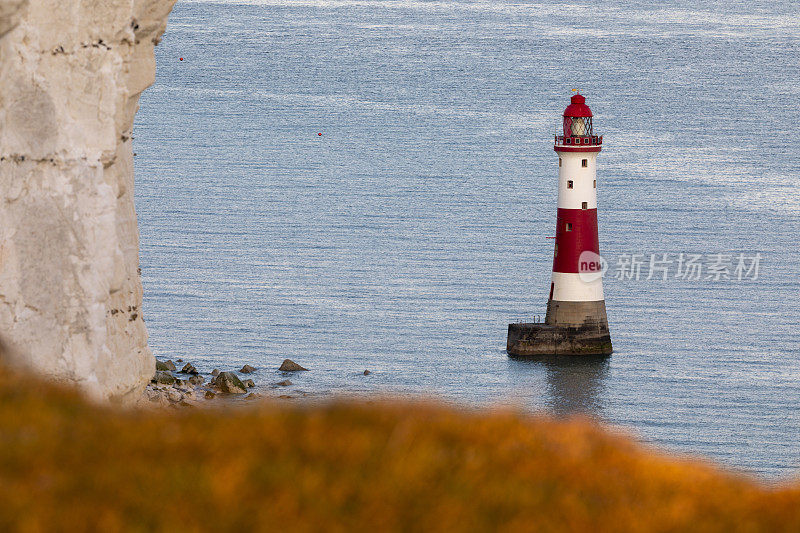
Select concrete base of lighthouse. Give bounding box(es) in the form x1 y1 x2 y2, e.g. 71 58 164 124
506 300 612 357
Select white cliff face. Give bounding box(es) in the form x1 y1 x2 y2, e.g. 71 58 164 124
0 0 176 401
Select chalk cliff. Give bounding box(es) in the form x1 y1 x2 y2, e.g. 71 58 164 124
0 0 176 401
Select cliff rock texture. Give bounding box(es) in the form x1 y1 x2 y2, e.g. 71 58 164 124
0 0 176 401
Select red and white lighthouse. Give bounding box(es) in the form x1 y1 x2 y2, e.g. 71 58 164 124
507 93 612 356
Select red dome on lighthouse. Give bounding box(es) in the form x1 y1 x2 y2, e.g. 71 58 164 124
563 94 593 118
554 93 601 152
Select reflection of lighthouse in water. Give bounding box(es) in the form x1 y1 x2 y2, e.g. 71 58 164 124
543 355 609 416
507 93 612 357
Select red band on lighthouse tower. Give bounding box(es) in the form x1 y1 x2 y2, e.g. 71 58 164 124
552 208 599 273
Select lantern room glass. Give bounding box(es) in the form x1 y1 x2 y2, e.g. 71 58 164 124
563 116 593 137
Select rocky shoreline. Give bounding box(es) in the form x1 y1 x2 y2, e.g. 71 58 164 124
140 358 308 408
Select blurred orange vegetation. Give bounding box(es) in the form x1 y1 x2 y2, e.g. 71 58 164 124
0 367 799 532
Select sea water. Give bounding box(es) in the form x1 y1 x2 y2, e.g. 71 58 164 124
134 0 800 479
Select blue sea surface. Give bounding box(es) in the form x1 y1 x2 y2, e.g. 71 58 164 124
134 0 800 479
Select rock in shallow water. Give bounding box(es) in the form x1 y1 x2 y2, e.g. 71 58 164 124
211 369 220 377
240 364 256 374
215 372 247 394
363 370 371 376
279 359 308 372
188 375 204 386
152 371 176 385
180 363 198 375
276 380 292 387
155 361 170 372
244 379 255 388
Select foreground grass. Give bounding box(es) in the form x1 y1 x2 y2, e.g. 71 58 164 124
0 369 799 532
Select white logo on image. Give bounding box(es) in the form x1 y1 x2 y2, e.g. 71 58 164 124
578 251 607 282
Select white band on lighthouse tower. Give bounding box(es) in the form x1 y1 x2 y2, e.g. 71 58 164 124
550 271 604 301
557 152 598 210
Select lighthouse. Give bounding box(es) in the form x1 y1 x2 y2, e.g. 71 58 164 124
507 93 612 357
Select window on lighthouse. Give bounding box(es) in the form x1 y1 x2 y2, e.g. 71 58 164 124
593 180 596 188
559 158 562 167
567 180 573 189
582 159 588 167
582 202 588 210
566 223 573 232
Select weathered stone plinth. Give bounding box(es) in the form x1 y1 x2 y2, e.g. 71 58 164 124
507 298 612 357
507 322 612 357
